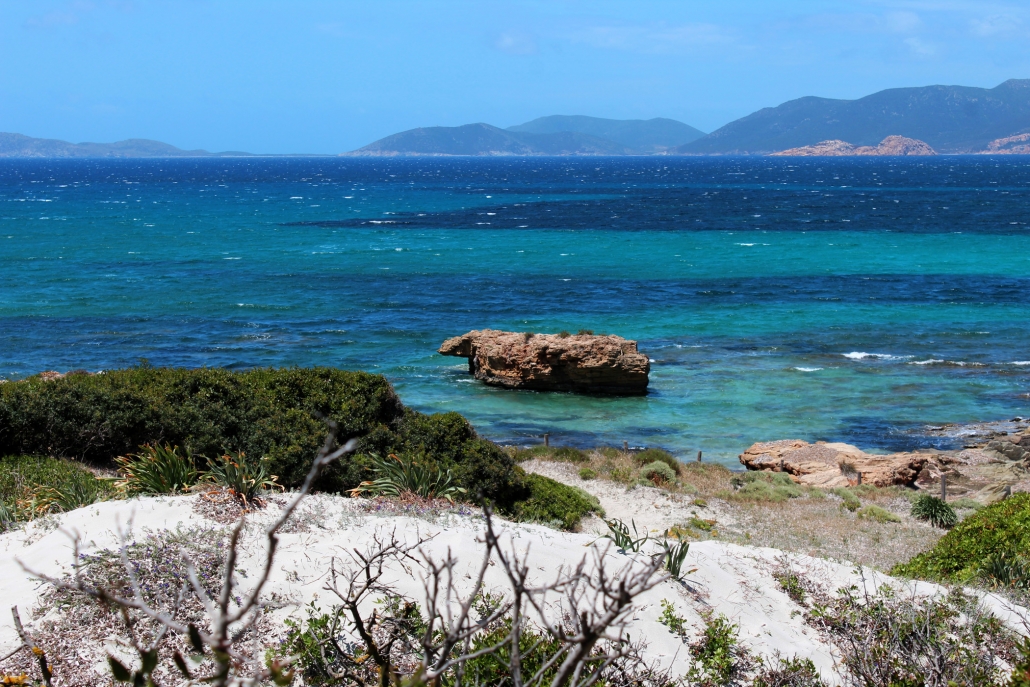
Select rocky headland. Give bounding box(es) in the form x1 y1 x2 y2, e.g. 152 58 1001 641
980 132 1030 154
770 135 937 156
438 329 650 395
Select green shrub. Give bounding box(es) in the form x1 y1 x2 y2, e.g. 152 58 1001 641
578 467 597 480
893 494 1030 582
951 497 983 511
857 505 902 523
115 444 198 495
728 472 812 502
1 455 115 522
0 366 526 508
640 460 677 486
911 494 958 529
513 474 603 531
551 447 589 463
688 613 748 685
633 448 681 475
830 487 861 512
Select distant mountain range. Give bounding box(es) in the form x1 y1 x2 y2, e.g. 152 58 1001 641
680 79 1030 155
5 79 1030 158
0 133 251 158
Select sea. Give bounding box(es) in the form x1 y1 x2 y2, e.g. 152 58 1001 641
1 156 1028 465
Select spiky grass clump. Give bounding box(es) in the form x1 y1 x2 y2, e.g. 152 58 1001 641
203 451 281 504
911 494 958 529
349 453 466 502
115 444 198 495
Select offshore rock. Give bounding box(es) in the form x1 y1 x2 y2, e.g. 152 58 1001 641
438 329 649 395
739 440 929 488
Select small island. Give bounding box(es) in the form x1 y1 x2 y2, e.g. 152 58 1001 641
439 329 650 395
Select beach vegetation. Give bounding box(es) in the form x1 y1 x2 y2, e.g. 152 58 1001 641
726 471 817 503
512 473 603 531
348 452 466 502
856 504 901 523
203 450 281 504
578 466 596 480
829 487 861 512
892 493 1030 582
114 444 198 495
0 454 115 526
603 517 649 552
633 447 681 475
0 366 570 521
910 493 958 529
640 460 677 486
687 612 750 685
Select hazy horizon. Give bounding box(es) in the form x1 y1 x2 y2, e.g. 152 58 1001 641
2 1 1028 154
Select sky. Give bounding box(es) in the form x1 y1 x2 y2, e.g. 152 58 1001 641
1 1 1029 154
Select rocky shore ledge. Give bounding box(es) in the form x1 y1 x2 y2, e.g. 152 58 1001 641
740 418 1030 502
439 329 650 394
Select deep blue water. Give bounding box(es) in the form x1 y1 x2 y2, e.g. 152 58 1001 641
1 156 1028 463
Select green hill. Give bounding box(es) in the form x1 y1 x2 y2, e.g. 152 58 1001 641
344 122 631 156
507 115 704 153
680 79 1030 155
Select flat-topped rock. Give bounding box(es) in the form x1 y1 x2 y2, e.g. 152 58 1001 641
739 439 929 488
438 329 649 395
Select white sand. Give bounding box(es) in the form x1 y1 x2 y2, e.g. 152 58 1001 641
1 492 1026 684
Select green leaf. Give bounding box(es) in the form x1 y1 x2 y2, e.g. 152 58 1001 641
140 648 158 673
188 623 205 653
109 656 132 681
173 651 193 678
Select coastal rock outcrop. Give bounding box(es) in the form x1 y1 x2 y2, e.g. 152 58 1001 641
770 135 937 157
739 440 929 488
438 329 649 395
979 132 1030 154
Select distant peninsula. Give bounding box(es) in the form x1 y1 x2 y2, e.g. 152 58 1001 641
343 117 705 157
770 135 937 157
0 133 253 158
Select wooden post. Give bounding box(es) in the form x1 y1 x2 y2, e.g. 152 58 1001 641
544 433 549 448
697 450 703 463
941 474 947 501
1004 485 1012 499
857 472 862 486
623 440 628 451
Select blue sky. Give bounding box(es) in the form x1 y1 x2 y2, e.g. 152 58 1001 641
1 1 1028 153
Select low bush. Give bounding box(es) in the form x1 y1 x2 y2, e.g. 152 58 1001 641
1 455 115 524
551 446 589 463
578 467 597 480
892 494 1030 582
640 460 677 487
856 505 901 524
910 494 958 529
829 487 861 512
633 448 681 475
513 474 603 531
0 366 527 510
727 472 815 503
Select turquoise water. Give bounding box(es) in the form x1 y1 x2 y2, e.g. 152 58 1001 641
1 156 1028 463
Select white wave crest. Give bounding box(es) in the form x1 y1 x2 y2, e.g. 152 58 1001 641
793 367 823 372
842 352 911 361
